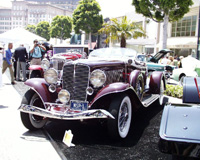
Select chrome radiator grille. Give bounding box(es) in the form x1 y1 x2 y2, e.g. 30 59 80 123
62 64 89 101
51 58 66 71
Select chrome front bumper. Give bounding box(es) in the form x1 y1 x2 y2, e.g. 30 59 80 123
18 104 115 120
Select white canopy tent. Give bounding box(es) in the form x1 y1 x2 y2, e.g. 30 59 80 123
0 28 45 51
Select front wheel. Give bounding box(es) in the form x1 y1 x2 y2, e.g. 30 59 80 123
107 94 132 139
20 90 47 130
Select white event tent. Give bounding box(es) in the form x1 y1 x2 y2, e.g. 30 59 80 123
0 28 45 51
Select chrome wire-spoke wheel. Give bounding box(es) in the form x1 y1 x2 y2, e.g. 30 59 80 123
136 81 142 96
119 103 129 132
29 94 47 129
108 94 132 139
135 75 144 99
117 96 132 138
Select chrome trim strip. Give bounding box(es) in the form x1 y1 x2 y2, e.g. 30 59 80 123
18 104 115 120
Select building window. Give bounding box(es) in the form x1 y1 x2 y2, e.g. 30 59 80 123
171 15 197 37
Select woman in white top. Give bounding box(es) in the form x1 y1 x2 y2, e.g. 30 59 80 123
0 44 4 88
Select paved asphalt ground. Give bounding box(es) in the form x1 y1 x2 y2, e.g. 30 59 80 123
3 70 185 160
0 72 61 160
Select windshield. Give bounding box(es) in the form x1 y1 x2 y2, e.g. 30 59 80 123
136 54 146 62
89 48 137 59
53 47 84 55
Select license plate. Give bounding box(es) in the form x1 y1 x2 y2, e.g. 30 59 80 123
70 100 88 111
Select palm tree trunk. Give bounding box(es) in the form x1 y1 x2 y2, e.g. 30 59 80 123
120 37 126 48
162 14 169 49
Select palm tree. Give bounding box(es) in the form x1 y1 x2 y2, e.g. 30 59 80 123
99 16 146 48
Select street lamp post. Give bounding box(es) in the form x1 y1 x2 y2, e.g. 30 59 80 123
197 3 200 60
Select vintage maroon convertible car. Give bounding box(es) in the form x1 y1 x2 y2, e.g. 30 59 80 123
19 48 166 139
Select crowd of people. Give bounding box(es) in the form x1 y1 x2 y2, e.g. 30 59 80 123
159 55 184 68
0 39 48 88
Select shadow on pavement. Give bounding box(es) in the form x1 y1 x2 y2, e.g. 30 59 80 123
44 98 169 160
0 105 8 109
20 130 49 142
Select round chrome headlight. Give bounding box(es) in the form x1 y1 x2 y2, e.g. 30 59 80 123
58 89 70 104
41 58 50 70
44 68 58 84
90 70 106 88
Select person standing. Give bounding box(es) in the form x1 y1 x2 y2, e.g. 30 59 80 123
2 43 15 85
0 44 4 88
30 39 46 65
14 44 28 82
161 56 170 65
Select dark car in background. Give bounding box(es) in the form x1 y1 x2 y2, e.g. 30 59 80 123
19 48 166 139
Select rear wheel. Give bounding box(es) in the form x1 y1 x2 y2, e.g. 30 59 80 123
135 74 144 99
107 94 132 139
20 91 47 130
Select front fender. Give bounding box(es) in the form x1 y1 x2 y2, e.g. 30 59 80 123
90 83 142 110
24 78 56 103
90 82 130 106
149 71 165 94
29 65 43 71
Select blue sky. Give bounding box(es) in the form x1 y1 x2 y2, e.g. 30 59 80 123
0 0 135 18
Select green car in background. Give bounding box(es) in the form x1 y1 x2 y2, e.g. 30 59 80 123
137 49 175 78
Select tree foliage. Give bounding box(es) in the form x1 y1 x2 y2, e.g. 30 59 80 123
73 0 103 49
132 0 193 22
73 0 103 34
99 16 146 48
50 15 72 42
132 0 193 49
26 24 36 34
36 21 50 41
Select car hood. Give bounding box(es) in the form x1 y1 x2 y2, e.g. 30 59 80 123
150 49 173 63
65 59 126 70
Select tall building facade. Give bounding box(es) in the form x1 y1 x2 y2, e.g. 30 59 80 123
0 7 12 33
25 0 80 12
0 0 79 34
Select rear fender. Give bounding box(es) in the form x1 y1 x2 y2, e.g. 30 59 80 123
29 65 43 71
24 78 57 103
90 82 142 111
149 71 166 94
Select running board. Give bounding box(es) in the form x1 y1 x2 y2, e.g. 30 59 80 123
142 94 160 107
